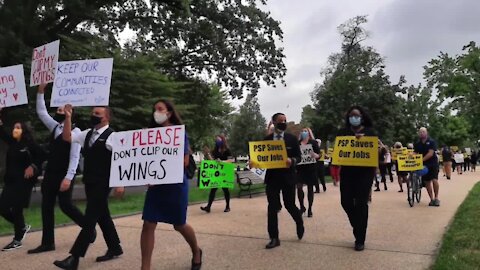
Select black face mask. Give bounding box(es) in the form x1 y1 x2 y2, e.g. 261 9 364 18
275 122 287 131
53 113 66 123
89 115 102 127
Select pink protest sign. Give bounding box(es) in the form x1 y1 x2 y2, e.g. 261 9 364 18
0 65 28 108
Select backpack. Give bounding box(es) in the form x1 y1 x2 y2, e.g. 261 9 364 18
186 154 197 179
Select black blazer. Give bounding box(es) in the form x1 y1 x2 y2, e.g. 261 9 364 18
264 132 301 186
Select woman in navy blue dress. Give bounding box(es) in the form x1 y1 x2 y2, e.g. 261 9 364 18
140 99 202 270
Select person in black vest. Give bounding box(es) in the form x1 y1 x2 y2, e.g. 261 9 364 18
253 112 304 249
0 109 45 251
200 135 234 213
28 84 86 254
54 105 124 270
337 106 376 251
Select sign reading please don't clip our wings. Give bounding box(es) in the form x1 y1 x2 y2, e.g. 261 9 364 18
109 125 185 187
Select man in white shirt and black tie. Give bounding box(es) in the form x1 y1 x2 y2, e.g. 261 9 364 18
29 84 86 254
53 105 124 270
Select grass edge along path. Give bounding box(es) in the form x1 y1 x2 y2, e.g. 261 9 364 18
0 183 266 236
431 181 480 270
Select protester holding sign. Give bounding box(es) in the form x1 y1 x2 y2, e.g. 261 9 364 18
200 135 234 213
253 112 304 250
140 99 202 270
414 127 440 207
454 151 464 175
336 106 376 252
0 109 45 251
296 128 320 218
375 143 388 192
54 105 124 270
28 83 86 254
393 142 409 192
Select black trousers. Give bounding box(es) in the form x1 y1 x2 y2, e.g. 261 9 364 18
41 173 85 245
266 182 303 239
0 204 25 241
386 163 394 181
340 168 375 245
315 161 326 191
206 188 230 208
70 182 121 257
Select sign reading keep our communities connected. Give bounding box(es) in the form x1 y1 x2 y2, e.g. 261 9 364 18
198 160 235 189
249 140 288 169
332 136 379 167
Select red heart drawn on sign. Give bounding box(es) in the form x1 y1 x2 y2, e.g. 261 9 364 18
13 93 18 101
120 138 125 145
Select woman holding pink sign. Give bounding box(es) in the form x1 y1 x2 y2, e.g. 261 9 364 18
140 99 202 270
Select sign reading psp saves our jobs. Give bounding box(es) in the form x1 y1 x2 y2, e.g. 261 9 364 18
332 136 379 167
249 140 288 169
109 125 185 187
51 58 113 107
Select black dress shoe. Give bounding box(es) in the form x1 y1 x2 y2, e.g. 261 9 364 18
96 248 123 262
28 244 55 254
191 248 202 270
53 255 79 270
354 243 365 251
90 229 97 243
200 206 211 213
297 224 305 240
307 211 313 218
224 207 230 213
265 238 280 249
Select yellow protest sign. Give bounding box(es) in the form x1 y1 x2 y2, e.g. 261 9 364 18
392 147 405 160
451 146 458 152
249 140 288 169
397 154 423 171
327 148 334 157
439 155 443 163
407 149 414 154
331 136 379 167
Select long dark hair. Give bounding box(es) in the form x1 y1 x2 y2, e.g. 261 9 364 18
344 105 373 129
16 122 36 145
148 99 184 128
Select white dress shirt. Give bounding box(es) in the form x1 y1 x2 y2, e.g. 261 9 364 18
36 93 82 181
72 125 115 151
273 131 285 141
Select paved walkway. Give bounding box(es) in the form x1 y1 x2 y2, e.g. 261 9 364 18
0 171 478 270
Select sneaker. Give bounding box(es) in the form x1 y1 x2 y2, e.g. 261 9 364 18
21 224 31 241
434 199 440 207
428 200 435 206
2 240 22 251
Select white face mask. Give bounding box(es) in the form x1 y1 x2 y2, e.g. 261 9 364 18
153 111 168 125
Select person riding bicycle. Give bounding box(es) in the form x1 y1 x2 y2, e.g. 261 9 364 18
413 127 440 207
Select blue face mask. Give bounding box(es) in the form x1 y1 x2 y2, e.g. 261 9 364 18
215 140 223 147
349 116 362 127
300 131 309 140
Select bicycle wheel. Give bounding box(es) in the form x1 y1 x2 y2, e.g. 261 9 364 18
407 173 414 207
415 174 422 203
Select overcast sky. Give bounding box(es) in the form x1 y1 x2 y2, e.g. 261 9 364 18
238 0 480 123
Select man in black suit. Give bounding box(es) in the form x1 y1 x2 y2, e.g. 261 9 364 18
262 113 304 249
53 105 124 270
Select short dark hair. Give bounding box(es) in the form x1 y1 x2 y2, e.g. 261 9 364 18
94 106 113 120
272 113 285 122
344 105 373 129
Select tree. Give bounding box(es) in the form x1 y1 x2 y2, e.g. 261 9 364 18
229 95 266 155
424 41 480 140
309 16 402 145
0 0 286 98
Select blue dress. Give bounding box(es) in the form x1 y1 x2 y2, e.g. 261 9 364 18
142 134 189 225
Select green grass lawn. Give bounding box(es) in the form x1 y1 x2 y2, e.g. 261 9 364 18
432 182 480 270
0 183 265 236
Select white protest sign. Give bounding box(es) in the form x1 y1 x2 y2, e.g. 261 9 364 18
250 167 266 181
454 153 464 163
109 125 185 187
51 58 113 107
298 144 316 165
465 148 471 155
30 40 59 86
0 65 28 108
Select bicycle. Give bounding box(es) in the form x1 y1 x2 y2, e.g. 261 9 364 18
407 166 428 207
